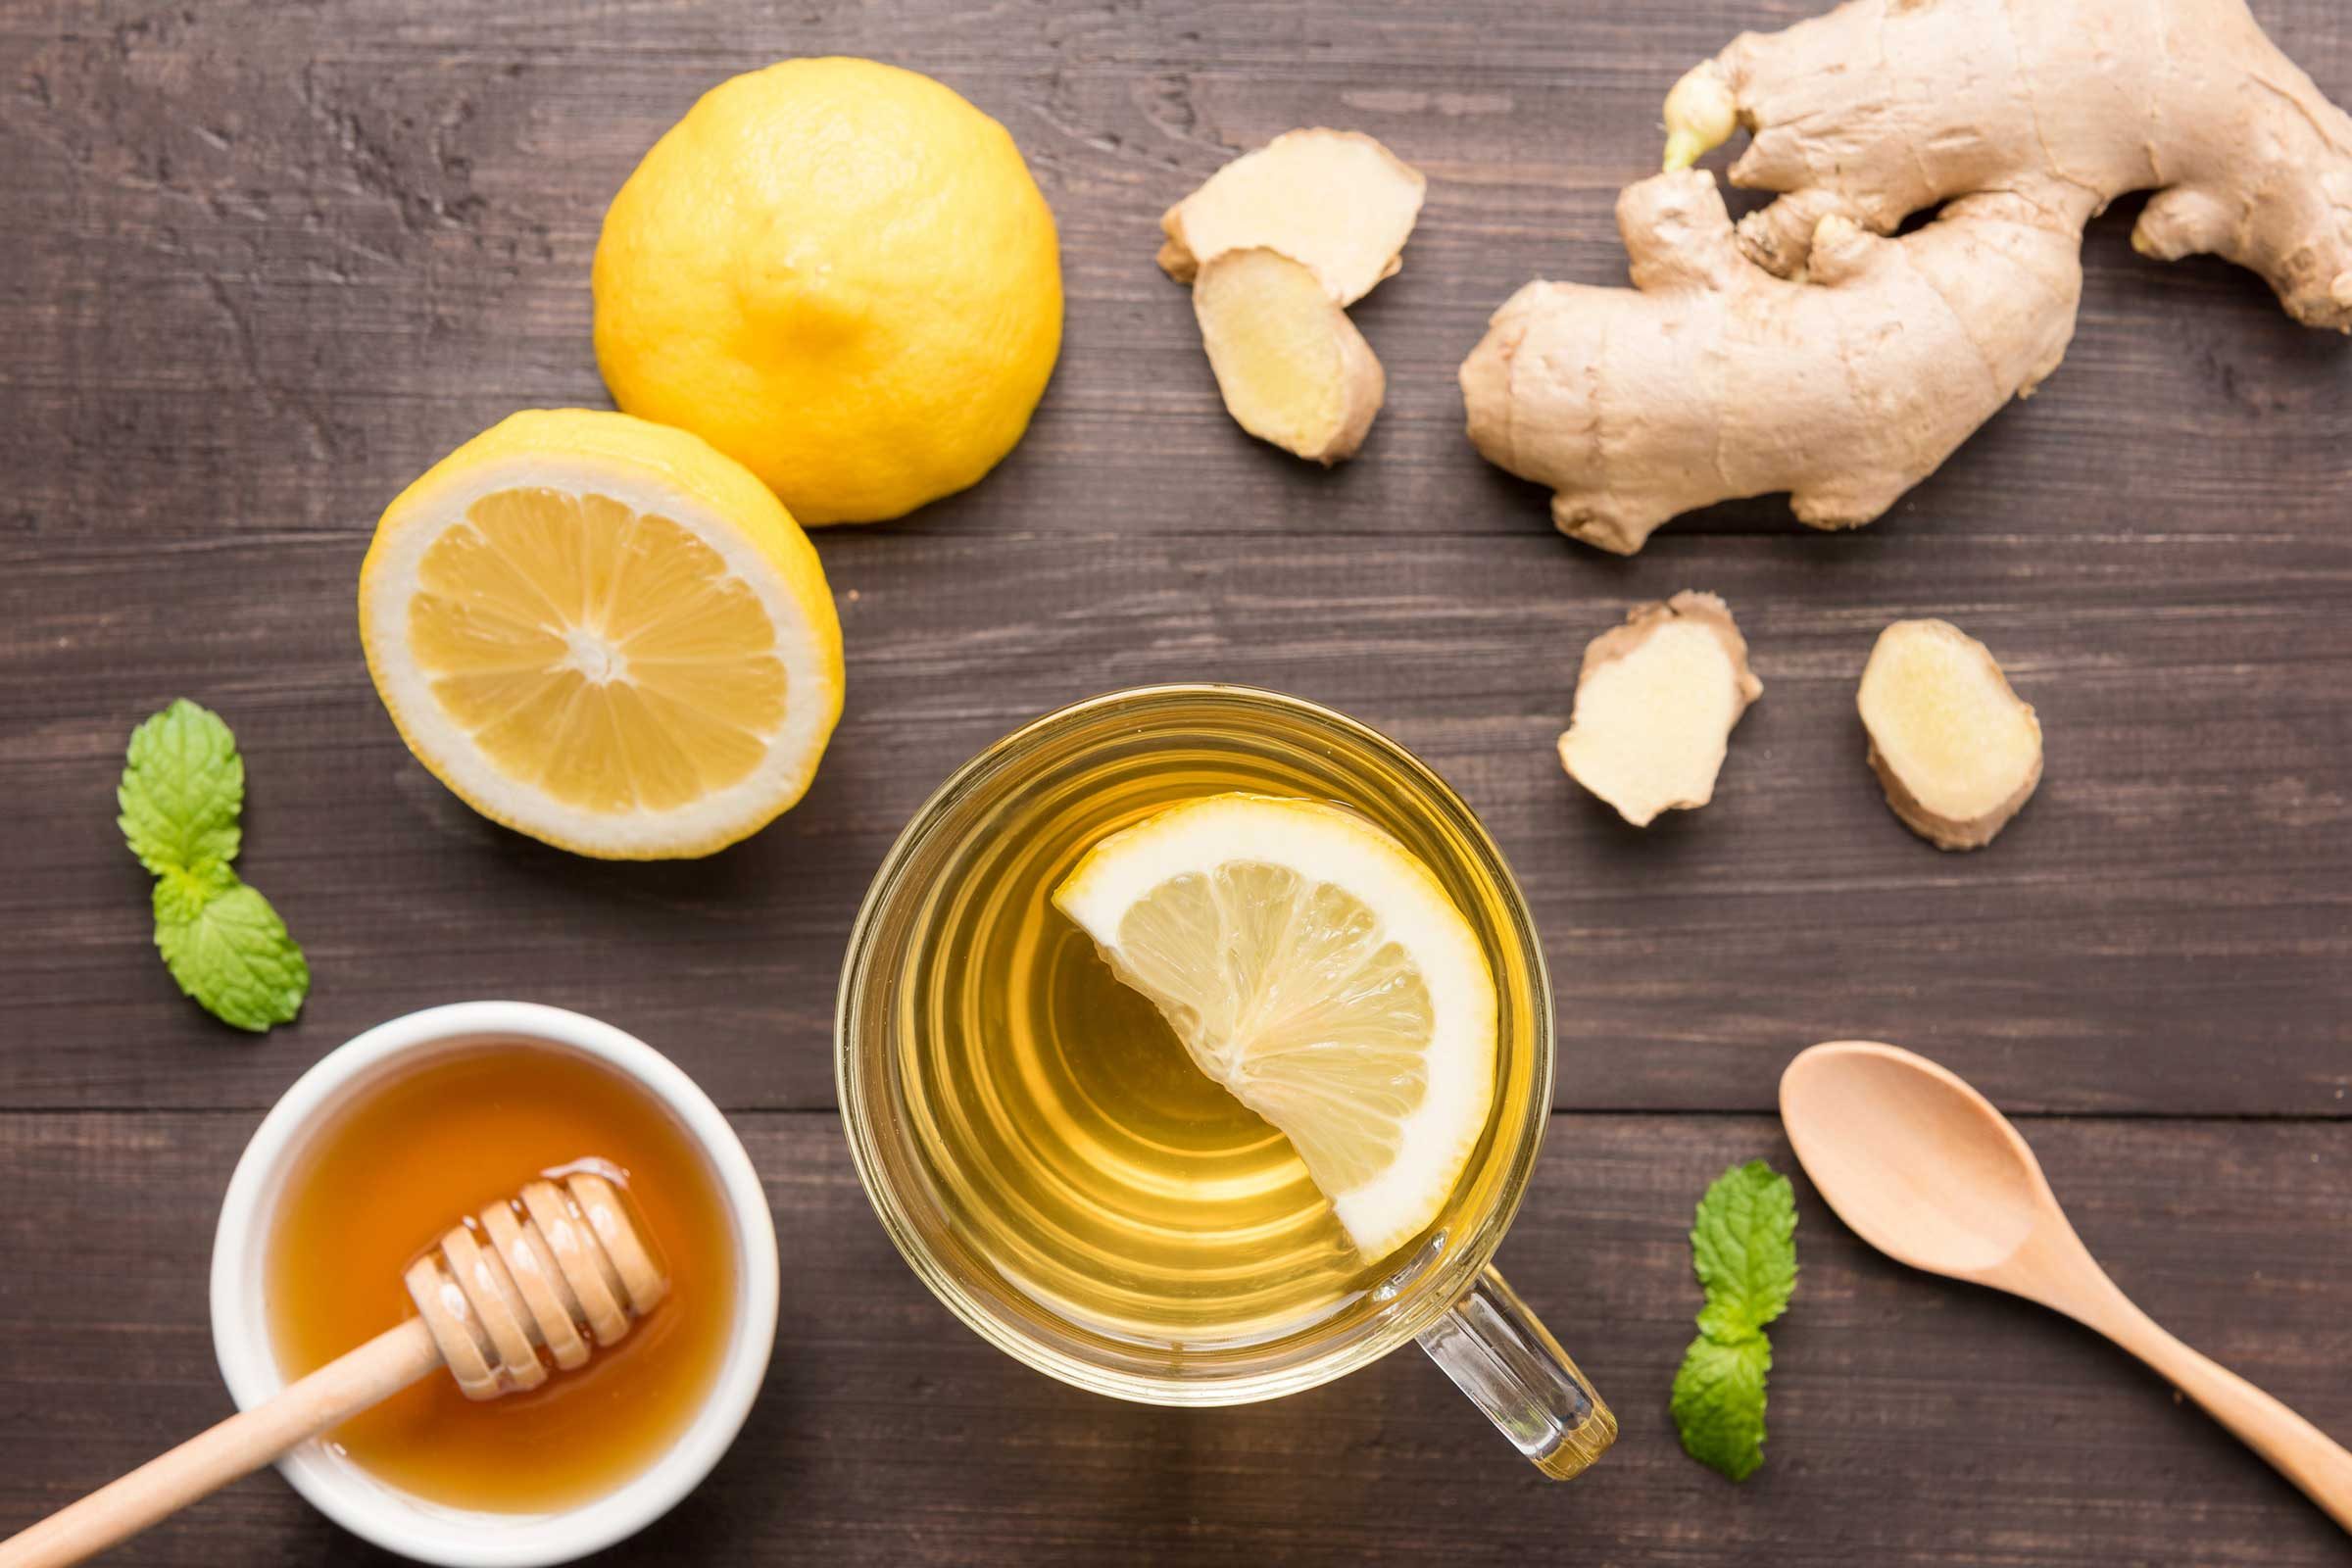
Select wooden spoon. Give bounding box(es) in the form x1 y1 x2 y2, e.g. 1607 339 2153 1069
1781 1040 2352 1533
0 1171 665 1568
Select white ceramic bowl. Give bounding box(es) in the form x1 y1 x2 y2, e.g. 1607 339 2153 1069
211 1001 779 1566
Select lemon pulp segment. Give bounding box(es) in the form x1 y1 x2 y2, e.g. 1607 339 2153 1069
1054 795 1496 1261
1110 864 1433 1191
411 488 787 814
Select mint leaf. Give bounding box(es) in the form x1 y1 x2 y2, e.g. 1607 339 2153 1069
1671 1332 1772 1482
154 877 309 1032
119 700 244 875
118 702 308 1033
1671 1159 1798 1482
154 860 237 924
1690 1158 1798 1339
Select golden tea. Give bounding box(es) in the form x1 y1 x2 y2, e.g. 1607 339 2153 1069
883 694 1544 1352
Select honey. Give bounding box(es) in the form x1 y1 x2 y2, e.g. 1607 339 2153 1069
264 1042 737 1512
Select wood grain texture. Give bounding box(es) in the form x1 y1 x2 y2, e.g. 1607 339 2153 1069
7 530 2348 1115
0 0 2344 1119
0 1112 2346 1566
0 0 2347 553
1 0 2349 1560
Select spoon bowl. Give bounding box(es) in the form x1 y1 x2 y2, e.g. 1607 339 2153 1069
1781 1040 2352 1534
1781 1041 2053 1282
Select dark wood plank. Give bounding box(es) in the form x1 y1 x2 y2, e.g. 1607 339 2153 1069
4 0 2351 1561
0 0 2344 556
2 0 2346 1116
6 530 2347 1115
1 1110 2344 1565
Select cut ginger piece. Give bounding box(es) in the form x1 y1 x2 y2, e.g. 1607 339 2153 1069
1858 619 2042 852
1558 593 1761 827
1158 128 1426 306
1194 248 1385 465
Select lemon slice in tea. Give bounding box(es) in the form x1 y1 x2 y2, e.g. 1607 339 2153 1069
1053 794 1497 1262
359 409 844 859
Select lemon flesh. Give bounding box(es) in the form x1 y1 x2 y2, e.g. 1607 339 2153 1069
360 409 843 859
1054 795 1497 1262
593 57 1063 525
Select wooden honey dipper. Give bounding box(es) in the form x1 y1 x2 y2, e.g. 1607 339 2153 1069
0 1171 665 1568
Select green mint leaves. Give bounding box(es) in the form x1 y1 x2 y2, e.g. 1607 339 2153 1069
1690 1156 1799 1340
121 700 244 874
118 702 309 1032
154 877 311 1031
1671 1159 1797 1481
1673 1333 1772 1479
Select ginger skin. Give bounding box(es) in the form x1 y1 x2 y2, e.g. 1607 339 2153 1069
1559 592 1762 827
1465 172 2085 554
1465 0 2352 554
1691 0 2352 326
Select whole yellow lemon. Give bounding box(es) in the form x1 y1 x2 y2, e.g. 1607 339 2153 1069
592 58 1062 526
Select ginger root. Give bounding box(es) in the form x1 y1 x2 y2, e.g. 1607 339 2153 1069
1464 0 2352 553
1163 130 1423 464
1464 172 2083 554
1858 619 2043 851
1194 248 1385 466
1159 128 1427 306
1559 592 1762 827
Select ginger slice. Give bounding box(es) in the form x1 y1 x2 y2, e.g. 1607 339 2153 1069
1858 619 2043 852
1193 248 1385 465
1558 592 1762 827
1159 128 1426 306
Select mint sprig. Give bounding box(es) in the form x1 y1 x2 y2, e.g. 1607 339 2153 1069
118 701 309 1032
1671 1159 1797 1481
120 701 244 874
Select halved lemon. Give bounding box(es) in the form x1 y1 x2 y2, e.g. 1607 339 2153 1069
359 409 844 859
1053 794 1497 1261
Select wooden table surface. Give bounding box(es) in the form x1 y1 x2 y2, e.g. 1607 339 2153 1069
4 0 2349 1561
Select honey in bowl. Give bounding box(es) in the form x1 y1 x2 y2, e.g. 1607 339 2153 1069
265 1042 738 1512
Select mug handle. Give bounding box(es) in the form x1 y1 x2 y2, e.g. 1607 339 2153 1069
1417 1263 1616 1479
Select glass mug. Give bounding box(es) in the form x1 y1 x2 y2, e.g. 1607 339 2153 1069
836 685 1615 1477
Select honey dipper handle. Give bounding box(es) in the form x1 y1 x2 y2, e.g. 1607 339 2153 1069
0 1318 442 1568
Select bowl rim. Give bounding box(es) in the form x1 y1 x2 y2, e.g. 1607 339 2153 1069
210 1000 779 1567
834 682 1555 1406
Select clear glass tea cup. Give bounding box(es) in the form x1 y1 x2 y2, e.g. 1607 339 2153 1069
836 685 1615 1477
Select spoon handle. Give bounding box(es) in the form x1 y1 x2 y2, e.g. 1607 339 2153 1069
2071 1278 2352 1533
